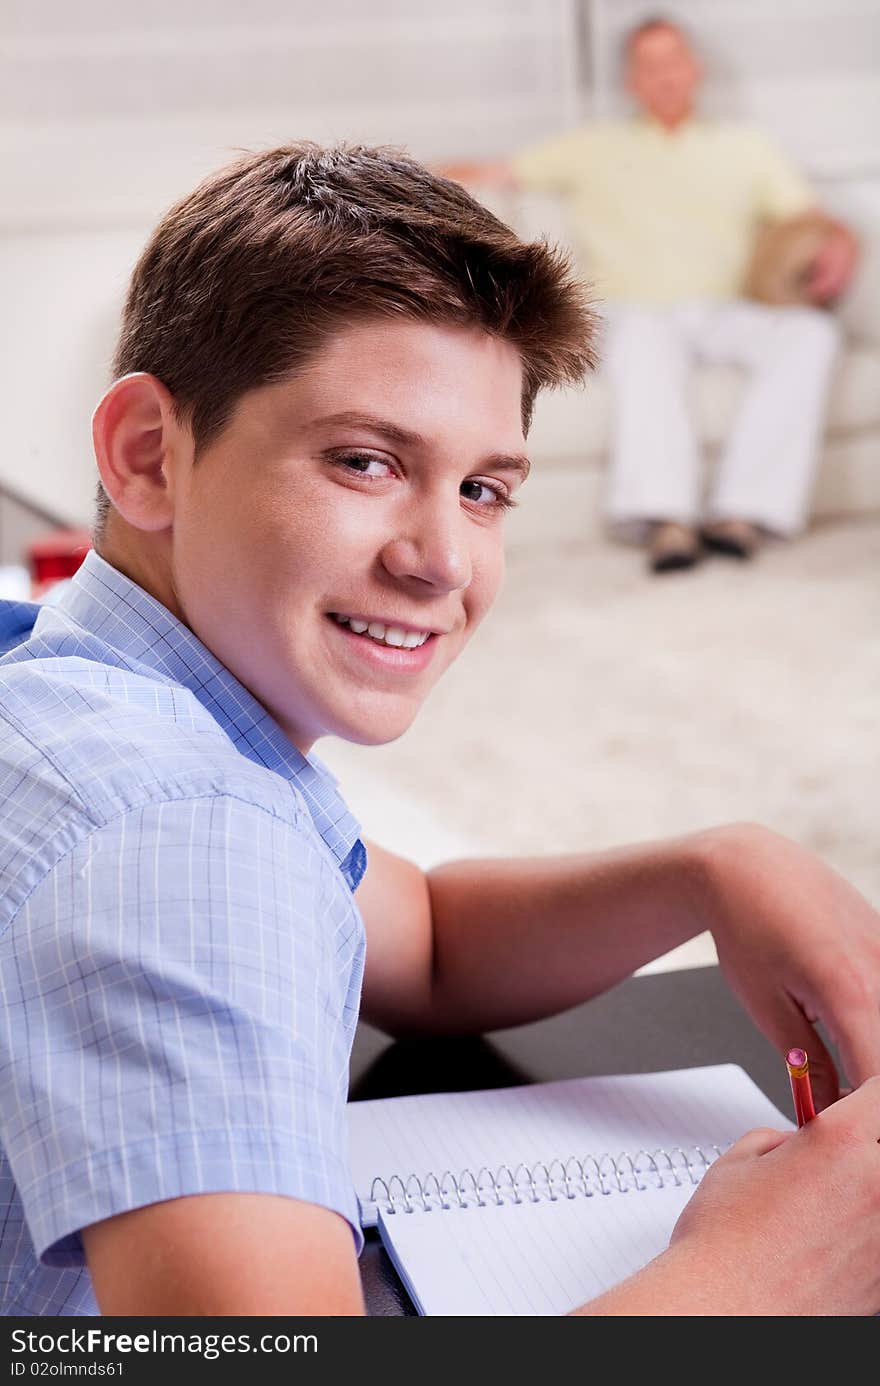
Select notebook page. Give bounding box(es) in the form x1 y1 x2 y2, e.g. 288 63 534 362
377 1177 698 1315
348 1064 791 1225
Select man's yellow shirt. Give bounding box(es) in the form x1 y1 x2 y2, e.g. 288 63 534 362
512 116 814 303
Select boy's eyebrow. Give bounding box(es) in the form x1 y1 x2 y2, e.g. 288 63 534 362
309 410 531 480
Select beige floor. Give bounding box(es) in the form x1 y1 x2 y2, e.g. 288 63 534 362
320 516 880 976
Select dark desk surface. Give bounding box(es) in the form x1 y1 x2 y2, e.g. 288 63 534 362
348 963 802 1316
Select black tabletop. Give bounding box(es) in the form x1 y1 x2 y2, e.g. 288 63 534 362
348 963 807 1316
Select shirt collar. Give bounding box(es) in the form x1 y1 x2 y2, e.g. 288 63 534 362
633 111 701 138
45 550 366 889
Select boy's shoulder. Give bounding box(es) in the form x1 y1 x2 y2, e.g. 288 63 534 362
0 649 307 919
1 649 302 812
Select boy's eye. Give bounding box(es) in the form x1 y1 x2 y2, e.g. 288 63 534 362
334 452 392 478
460 479 517 512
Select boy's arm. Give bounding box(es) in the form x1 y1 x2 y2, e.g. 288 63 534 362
358 823 880 1107
358 831 707 1033
82 1193 365 1315
83 1086 880 1317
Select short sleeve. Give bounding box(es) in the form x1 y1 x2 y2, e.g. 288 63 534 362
512 128 592 192
749 130 815 221
0 794 365 1265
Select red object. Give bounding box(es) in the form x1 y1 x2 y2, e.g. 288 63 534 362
786 1047 817 1126
27 528 91 596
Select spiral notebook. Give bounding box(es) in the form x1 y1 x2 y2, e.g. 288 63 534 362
347 1064 792 1315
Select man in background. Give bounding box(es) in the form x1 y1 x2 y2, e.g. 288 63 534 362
444 16 859 572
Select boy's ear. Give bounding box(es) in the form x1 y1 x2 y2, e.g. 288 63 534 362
92 373 184 533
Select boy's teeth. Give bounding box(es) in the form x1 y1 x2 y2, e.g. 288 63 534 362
336 615 429 648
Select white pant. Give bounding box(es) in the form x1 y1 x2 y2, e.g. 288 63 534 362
602 299 840 538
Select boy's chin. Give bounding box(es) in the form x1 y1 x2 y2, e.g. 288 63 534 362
341 722 414 749
334 703 421 748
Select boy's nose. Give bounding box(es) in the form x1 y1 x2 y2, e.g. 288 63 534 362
379 503 472 593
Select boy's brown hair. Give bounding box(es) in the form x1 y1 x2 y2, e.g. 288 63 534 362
98 141 596 532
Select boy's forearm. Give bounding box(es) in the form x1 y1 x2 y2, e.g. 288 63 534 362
416 829 717 1033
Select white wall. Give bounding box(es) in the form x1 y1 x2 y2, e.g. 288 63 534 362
0 229 146 523
2 0 581 228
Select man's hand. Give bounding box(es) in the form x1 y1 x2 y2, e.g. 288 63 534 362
806 223 860 303
696 824 880 1109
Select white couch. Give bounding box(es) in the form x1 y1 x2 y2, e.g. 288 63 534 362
473 184 880 552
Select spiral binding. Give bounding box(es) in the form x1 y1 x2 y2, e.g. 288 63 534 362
369 1145 723 1215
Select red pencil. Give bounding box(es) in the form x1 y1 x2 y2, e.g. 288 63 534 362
786 1047 817 1126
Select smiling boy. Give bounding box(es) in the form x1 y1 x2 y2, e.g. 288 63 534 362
1 143 879 1318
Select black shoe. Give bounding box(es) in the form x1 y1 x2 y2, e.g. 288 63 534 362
648 522 701 573
700 520 759 559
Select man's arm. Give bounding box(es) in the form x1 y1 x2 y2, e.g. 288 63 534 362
82 1193 365 1315
358 823 880 1107
432 131 583 196
433 160 518 187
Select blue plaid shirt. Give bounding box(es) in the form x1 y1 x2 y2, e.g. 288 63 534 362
0 551 367 1315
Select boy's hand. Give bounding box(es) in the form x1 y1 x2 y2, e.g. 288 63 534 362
662 1080 880 1315
698 824 880 1109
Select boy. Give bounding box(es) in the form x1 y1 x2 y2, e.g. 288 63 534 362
0 143 878 1317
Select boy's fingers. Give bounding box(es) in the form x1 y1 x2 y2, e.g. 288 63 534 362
818 1074 880 1134
721 1127 791 1160
835 1013 880 1094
